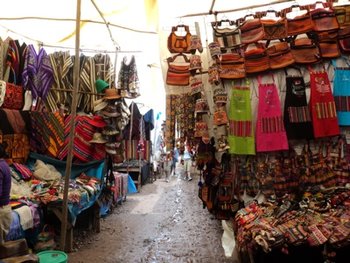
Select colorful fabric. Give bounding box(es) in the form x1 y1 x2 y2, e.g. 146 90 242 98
256 75 288 152
332 58 350 126
117 55 140 99
0 160 11 206
124 140 151 161
309 69 340 138
287 106 312 123
228 84 255 155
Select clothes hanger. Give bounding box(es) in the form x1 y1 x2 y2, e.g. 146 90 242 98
243 9 255 21
261 7 280 21
286 2 307 19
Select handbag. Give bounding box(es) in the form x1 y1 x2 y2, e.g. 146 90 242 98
266 41 295 69
165 54 190 86
333 4 350 28
211 20 241 49
338 26 350 53
1 82 24 110
240 18 265 44
311 7 339 32
219 52 245 79
316 31 341 58
261 18 288 40
282 5 314 35
290 37 321 64
167 25 192 54
244 42 270 73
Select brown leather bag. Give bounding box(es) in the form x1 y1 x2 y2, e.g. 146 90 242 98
317 31 341 58
219 52 245 79
166 54 190 86
311 7 339 32
338 26 350 53
262 18 288 40
244 43 270 73
333 4 350 28
282 6 314 35
266 42 295 69
290 38 321 64
240 18 265 44
167 25 192 54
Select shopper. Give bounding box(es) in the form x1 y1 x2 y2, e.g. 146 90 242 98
170 145 179 177
0 142 12 244
163 152 172 183
181 144 193 181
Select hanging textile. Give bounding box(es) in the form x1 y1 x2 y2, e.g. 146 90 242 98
165 94 176 150
332 58 350 126
256 75 288 152
117 55 140 99
0 37 11 81
228 83 255 155
283 69 314 140
309 67 340 138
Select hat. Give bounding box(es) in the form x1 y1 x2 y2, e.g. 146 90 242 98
195 98 209 114
87 116 107 128
208 42 221 60
0 80 6 107
93 98 108 112
101 104 120 118
189 55 202 72
89 133 107 144
190 35 203 54
190 76 203 95
208 64 220 86
95 79 110 93
213 88 228 105
194 121 209 138
104 88 121 100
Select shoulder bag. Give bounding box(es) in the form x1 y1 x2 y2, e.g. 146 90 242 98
211 20 241 49
167 25 192 54
219 51 245 79
165 54 190 86
338 26 350 52
244 42 270 73
261 18 288 40
317 31 341 58
290 37 321 64
240 18 265 44
266 41 295 69
333 4 350 28
282 5 314 36
311 7 339 32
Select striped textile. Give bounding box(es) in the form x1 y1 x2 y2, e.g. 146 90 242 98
287 106 312 123
3 39 19 84
229 120 252 137
315 102 337 119
334 96 350 112
124 140 151 161
261 116 285 133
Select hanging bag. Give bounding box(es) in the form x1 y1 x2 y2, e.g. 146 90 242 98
219 52 245 79
266 42 295 69
227 81 255 155
211 19 241 50
239 17 265 44
290 37 321 64
333 3 350 28
310 4 339 32
338 26 350 53
165 54 190 86
167 25 192 54
282 5 313 36
261 17 288 40
283 68 314 140
244 42 270 73
256 74 289 152
309 66 340 138
332 57 350 125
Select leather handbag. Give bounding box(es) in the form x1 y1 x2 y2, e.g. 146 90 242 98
290 38 321 64
333 4 350 28
282 5 314 35
317 31 341 58
266 42 295 69
1 82 24 110
211 20 241 49
262 18 288 40
311 7 339 32
338 26 350 52
166 54 190 86
219 52 245 79
240 18 265 44
244 43 270 73
167 25 192 54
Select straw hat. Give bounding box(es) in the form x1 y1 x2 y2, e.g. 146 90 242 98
104 88 121 100
89 132 107 144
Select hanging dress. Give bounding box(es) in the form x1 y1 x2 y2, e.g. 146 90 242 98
117 55 140 99
283 69 314 140
256 75 288 152
309 67 340 138
332 57 350 126
227 82 255 155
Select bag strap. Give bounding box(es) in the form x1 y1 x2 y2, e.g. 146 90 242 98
167 53 190 64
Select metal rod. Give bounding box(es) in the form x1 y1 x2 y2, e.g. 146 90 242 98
209 0 216 14
60 0 81 252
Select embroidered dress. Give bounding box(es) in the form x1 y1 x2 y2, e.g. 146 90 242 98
283 69 314 140
309 68 340 138
117 55 140 99
227 84 255 155
256 75 288 152
332 58 350 126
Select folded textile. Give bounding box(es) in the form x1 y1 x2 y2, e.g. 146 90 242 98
14 206 34 231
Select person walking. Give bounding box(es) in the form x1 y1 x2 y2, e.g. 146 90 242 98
181 144 193 181
0 142 12 244
163 152 172 183
170 145 179 177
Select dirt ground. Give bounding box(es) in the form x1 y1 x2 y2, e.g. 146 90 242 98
67 166 238 263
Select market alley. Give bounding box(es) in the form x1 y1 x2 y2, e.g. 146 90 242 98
68 172 237 263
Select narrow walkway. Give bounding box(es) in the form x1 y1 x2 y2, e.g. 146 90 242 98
68 171 236 263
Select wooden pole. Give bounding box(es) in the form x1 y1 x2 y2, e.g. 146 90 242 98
60 0 81 252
